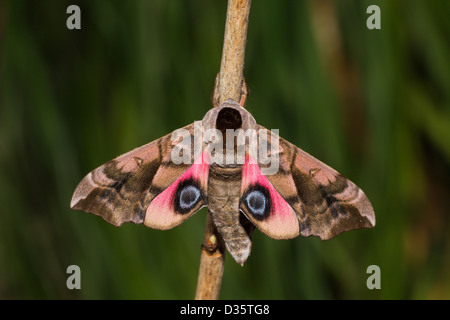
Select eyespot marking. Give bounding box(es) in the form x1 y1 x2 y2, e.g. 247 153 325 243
246 190 266 216
242 185 271 220
174 179 203 214
179 186 201 209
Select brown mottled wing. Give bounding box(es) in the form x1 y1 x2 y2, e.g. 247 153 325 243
258 125 375 240
71 124 198 227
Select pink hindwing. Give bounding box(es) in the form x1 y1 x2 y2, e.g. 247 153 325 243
144 151 210 229
240 155 299 239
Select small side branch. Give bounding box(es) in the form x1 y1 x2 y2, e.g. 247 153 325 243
194 213 225 300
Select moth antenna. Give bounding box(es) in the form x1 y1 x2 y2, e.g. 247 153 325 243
211 73 221 108
239 78 249 107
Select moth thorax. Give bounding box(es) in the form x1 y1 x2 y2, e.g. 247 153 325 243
214 107 242 156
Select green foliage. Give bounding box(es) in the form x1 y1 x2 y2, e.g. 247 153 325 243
0 0 449 299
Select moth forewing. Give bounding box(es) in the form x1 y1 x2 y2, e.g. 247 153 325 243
257 128 280 176
256 126 375 240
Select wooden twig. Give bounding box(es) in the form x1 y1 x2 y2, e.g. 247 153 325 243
194 0 252 300
194 213 225 300
216 0 252 105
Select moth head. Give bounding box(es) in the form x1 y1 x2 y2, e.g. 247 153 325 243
202 99 257 132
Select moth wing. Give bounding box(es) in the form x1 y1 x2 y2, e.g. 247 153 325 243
144 149 209 230
71 123 209 229
240 155 300 239
256 125 375 240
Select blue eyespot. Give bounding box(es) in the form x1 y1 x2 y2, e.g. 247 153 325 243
242 185 271 220
179 185 201 210
246 190 266 216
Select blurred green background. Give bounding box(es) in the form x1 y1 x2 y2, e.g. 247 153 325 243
1 0 449 299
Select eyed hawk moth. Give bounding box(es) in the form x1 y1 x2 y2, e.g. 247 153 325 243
71 99 375 265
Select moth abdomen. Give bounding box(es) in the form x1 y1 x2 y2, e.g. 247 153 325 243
207 164 253 265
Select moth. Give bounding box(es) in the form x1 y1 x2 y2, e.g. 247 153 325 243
71 99 375 265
